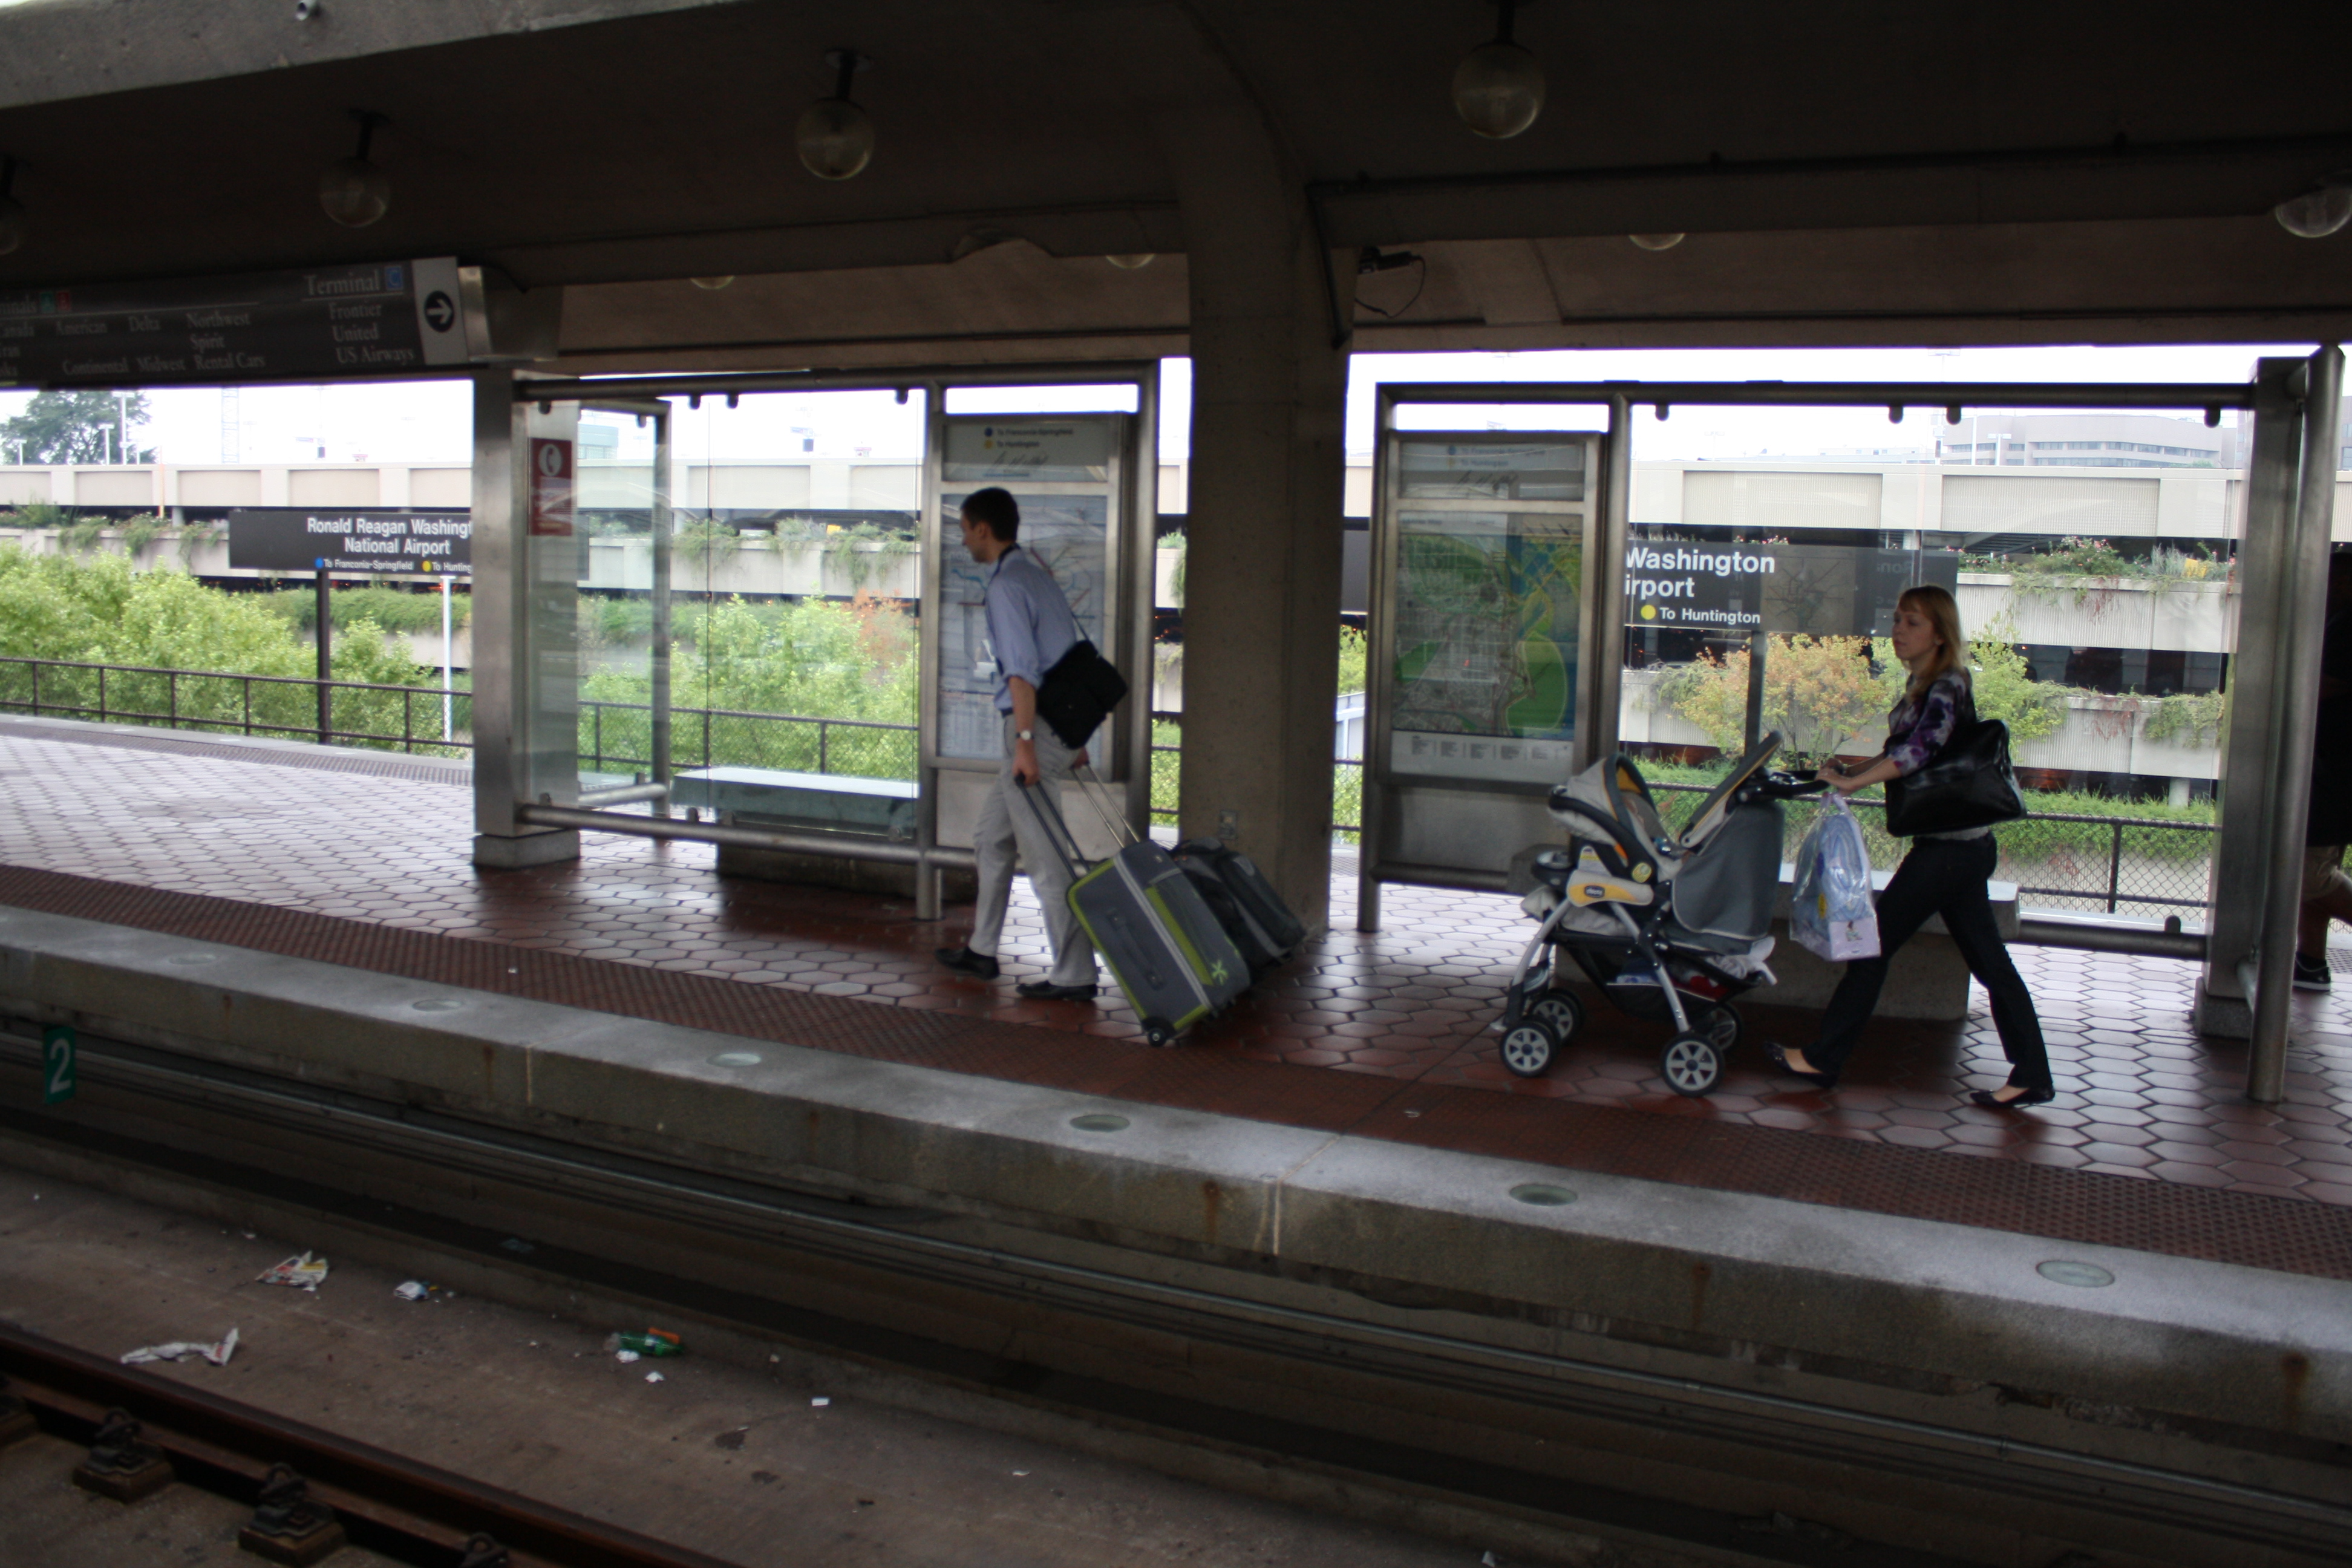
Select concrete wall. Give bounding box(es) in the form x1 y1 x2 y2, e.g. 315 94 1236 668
1619 666 2221 781
1957 573 2235 654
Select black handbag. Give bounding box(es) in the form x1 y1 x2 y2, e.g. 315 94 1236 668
1034 639 1129 748
1882 688 2027 837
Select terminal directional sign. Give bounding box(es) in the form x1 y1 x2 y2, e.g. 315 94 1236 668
0 258 472 386
227 508 471 576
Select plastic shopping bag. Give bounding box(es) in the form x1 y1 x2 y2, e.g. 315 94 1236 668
1789 797 1881 962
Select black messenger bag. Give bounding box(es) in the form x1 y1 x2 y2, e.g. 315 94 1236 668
1882 687 2026 837
1035 639 1129 748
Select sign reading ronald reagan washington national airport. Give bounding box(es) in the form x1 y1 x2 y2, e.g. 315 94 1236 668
227 509 471 576
1625 541 1959 636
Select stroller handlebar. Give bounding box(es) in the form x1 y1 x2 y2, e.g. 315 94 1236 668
1751 771 1831 800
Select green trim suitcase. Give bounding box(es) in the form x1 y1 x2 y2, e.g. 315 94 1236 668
1020 779 1247 1047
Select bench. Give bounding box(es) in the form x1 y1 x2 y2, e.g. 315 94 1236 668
667 767 973 900
1765 863 2020 1021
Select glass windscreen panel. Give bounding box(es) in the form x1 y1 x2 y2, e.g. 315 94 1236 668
572 408 664 791
936 416 1117 763
1619 401 2236 914
1387 436 1589 785
648 389 927 795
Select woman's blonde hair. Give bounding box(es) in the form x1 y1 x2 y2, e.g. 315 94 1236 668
1897 584 1968 701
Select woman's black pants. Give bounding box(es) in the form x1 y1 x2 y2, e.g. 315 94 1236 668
1808 834 2052 1091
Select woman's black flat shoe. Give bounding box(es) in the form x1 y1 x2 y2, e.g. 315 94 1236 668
1967 1085 2056 1109
1765 1040 1838 1090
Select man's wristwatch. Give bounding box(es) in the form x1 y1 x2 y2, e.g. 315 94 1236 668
1015 729 1034 742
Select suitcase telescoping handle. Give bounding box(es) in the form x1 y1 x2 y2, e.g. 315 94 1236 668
1070 763 1141 851
1014 776 1093 881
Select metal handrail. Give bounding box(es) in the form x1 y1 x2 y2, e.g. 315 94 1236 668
0 652 469 755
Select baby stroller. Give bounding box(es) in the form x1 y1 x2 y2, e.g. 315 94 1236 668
1498 733 1826 1096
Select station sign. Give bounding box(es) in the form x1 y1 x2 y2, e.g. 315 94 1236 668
227 508 471 575
0 258 475 387
1625 540 1958 636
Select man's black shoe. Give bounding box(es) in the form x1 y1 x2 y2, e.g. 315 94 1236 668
936 946 1001 980
1016 980 1099 1002
2293 953 2332 991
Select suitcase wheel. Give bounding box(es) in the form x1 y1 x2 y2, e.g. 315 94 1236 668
1142 1016 1177 1048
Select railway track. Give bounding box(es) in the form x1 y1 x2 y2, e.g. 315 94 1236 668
2 1018 2347 1568
0 1325 739 1568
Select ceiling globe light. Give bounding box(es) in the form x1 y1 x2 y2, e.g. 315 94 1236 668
318 111 390 228
1453 0 1543 140
797 49 875 181
0 156 24 256
2275 174 2352 239
1106 253 1155 270
1628 233 1685 251
690 276 736 290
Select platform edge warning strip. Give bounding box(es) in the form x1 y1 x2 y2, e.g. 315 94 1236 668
3 860 2350 1281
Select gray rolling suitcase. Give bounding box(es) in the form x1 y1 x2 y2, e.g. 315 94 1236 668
1172 838 1305 964
1019 776 1247 1047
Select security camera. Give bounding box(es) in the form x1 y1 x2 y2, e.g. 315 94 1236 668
294 0 321 19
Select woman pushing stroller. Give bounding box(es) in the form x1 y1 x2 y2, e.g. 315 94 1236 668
1768 586 2057 1109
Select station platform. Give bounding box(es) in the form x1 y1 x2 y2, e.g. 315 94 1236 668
4 715 2350 1566
0 713 2347 1256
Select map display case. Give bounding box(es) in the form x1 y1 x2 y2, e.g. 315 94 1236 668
1388 437 1592 785
1361 423 1615 928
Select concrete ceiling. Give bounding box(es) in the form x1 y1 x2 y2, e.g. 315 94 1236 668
4 0 2350 370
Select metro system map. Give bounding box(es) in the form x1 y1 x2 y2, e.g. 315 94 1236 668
1391 512 1582 744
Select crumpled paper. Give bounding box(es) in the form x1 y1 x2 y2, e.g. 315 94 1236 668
122 1327 238 1367
255 1252 328 1292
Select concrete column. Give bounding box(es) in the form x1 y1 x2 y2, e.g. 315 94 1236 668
1149 48 1350 932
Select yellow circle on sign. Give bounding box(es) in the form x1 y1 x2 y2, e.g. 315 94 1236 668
1639 603 1658 621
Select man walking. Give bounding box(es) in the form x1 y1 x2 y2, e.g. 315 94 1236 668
935 487 1100 1001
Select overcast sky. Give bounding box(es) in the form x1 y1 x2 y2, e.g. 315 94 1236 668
1 342 2310 469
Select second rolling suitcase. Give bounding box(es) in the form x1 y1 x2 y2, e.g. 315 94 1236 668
1020 779 1247 1047
1172 838 1305 964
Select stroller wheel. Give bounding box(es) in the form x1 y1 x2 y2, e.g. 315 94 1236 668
1660 1032 1723 1097
1528 991 1584 1044
1701 1003 1742 1054
1499 1019 1558 1079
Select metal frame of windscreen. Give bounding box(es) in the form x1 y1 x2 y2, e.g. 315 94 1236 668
1361 378 2267 933
1359 405 1617 934
1361 368 2351 1107
920 392 1156 903
491 361 1160 918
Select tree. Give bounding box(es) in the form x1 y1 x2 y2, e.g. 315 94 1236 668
1666 633 1889 764
2 390 153 464
1665 616 2066 765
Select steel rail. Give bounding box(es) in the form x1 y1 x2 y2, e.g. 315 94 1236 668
4 1026 2343 1561
0 1328 743 1568
1375 380 2257 411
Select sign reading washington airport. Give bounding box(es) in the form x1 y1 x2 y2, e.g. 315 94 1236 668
0 258 471 386
1625 540 1960 636
226 509 471 576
